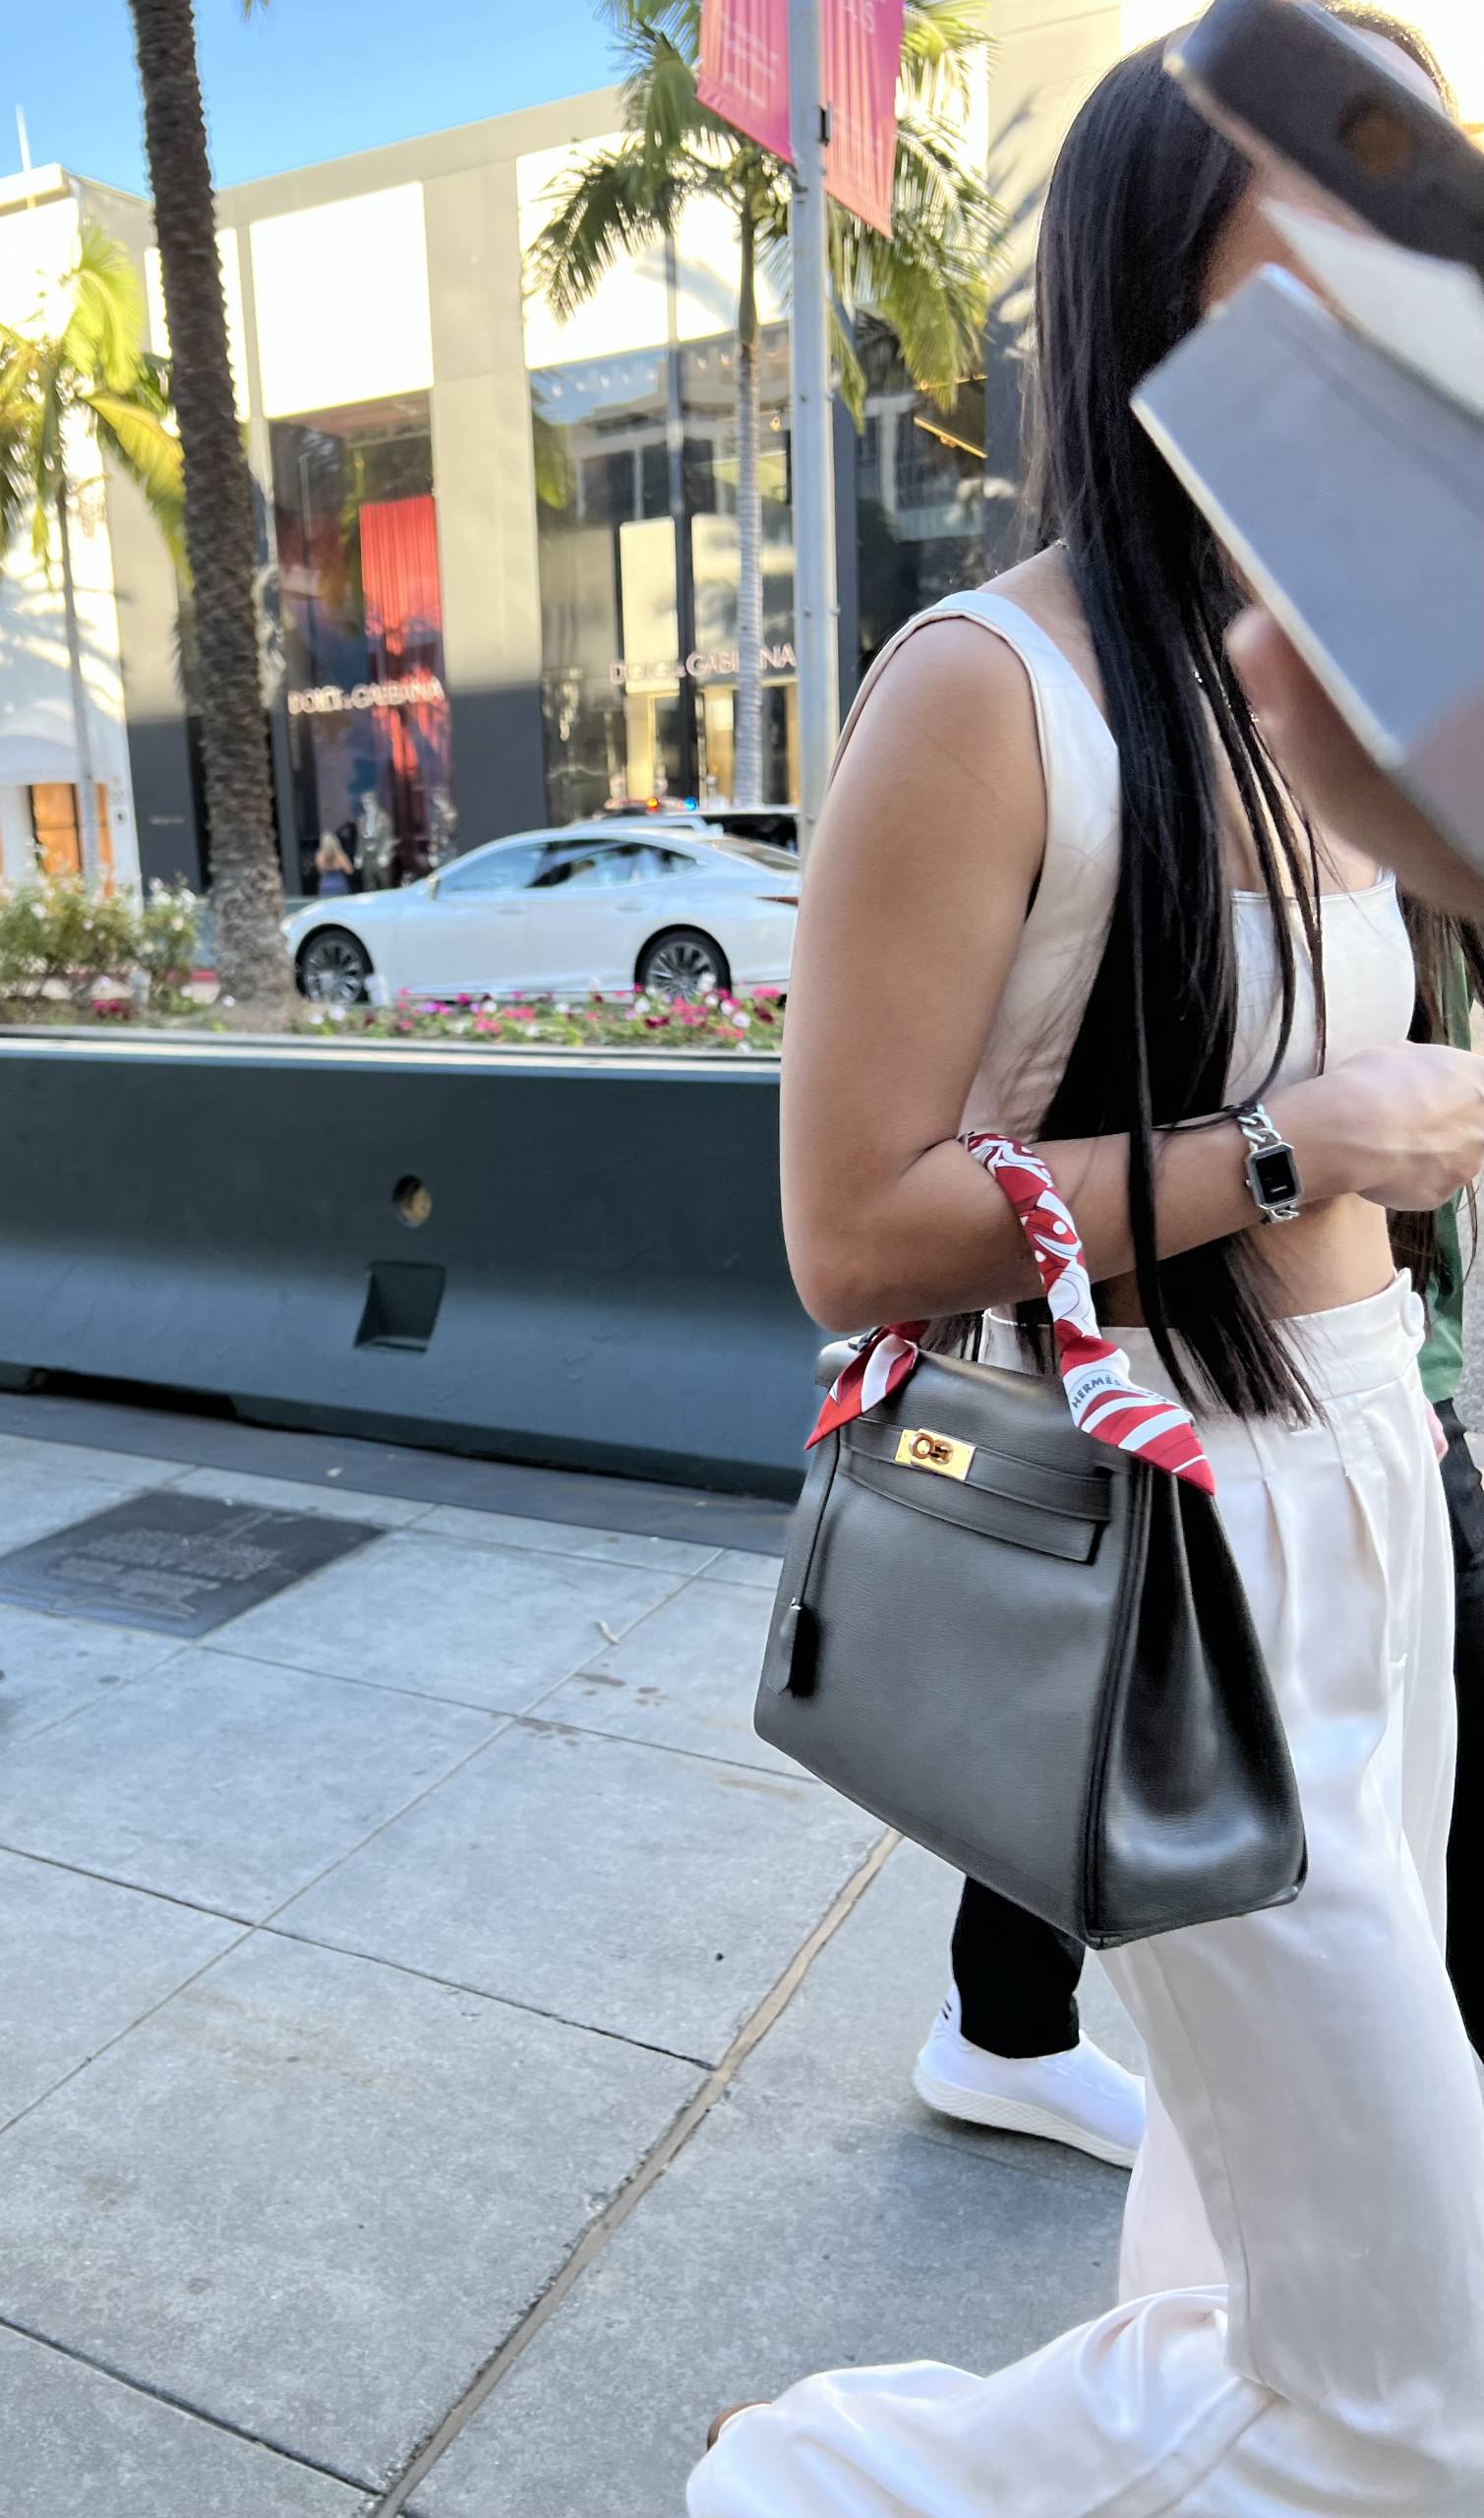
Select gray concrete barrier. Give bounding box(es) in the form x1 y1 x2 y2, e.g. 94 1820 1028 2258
0 1035 818 1496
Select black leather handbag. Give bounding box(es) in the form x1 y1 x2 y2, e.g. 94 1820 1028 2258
754 1137 1307 1948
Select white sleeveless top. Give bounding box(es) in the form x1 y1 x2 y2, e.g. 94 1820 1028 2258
835 586 1416 1136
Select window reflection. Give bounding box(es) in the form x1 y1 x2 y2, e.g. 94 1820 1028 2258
532 333 798 825
270 392 454 896
854 317 991 680
530 318 996 828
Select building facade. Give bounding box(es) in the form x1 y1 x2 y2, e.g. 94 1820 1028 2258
7 0 1470 897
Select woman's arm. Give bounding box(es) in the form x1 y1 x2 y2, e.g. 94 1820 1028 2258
780 616 1462 1331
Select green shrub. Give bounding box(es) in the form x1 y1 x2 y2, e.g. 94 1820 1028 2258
0 876 141 1011
0 874 201 1017
136 881 202 1007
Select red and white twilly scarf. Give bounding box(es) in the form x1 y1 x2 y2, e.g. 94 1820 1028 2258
807 1133 1216 1495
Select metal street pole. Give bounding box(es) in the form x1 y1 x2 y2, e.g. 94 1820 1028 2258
788 0 840 858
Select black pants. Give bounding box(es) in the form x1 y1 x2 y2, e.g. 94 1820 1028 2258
952 1396 1484 2061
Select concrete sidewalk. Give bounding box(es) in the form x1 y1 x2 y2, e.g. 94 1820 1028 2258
0 1402 1135 2515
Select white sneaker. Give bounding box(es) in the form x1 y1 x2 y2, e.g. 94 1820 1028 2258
913 1991 1145 2167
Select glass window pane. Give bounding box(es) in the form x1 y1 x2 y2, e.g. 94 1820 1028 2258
530 841 608 889
640 441 671 520
270 391 454 898
854 315 989 682
440 840 544 895
593 842 690 882
531 327 798 823
530 351 683 824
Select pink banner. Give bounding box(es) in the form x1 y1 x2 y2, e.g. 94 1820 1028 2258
825 0 904 235
696 0 794 163
696 0 904 234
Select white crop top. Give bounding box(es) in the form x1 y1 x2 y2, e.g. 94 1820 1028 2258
834 586 1416 1137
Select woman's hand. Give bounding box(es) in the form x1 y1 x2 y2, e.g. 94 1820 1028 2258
1302 1043 1484 1214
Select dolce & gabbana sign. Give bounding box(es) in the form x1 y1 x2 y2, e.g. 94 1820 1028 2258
608 643 796 689
288 674 446 718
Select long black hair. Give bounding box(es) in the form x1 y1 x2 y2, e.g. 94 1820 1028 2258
1017 12 1482 1419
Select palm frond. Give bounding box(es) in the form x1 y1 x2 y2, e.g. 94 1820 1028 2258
85 389 186 559
35 353 66 515
0 408 31 563
61 224 145 391
527 140 679 319
626 26 707 158
831 108 1005 416
892 108 1002 249
132 350 176 420
902 1 994 112
598 0 702 76
2 221 183 587
0 327 44 391
852 212 990 413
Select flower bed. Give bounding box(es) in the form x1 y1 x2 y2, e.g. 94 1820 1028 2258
297 988 785 1051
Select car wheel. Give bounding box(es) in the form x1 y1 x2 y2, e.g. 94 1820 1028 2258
296 926 372 1004
637 928 731 999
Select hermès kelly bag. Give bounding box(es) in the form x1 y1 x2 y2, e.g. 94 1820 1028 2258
754 1133 1307 1947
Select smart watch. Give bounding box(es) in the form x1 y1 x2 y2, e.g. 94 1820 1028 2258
1234 1100 1304 1223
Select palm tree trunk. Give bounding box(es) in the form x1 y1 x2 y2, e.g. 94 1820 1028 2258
55 478 103 885
732 206 763 809
128 0 292 1014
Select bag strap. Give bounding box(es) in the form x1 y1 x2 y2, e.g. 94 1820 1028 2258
807 1133 1215 1494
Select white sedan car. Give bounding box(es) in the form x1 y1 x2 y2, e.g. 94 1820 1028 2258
284 820 799 1005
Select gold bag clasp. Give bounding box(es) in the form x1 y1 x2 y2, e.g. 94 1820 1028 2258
894 1426 974 1481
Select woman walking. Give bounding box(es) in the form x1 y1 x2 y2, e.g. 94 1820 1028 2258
690 22 1484 2515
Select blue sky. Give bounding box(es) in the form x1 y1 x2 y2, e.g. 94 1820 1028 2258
7 0 617 196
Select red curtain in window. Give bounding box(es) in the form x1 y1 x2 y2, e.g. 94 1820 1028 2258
360 494 448 808
361 494 442 665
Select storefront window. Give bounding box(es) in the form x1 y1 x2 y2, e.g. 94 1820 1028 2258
269 393 453 895
855 318 987 679
532 330 797 825
680 331 797 810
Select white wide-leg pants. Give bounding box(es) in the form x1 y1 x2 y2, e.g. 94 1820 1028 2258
689 1277 1484 2516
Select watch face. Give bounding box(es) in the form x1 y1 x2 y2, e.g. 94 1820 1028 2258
1250 1142 1302 1207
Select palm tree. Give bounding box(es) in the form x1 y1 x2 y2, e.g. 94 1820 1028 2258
529 0 1001 806
0 226 183 885
126 0 292 1009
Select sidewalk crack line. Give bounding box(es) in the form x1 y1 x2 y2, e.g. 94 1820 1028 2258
369 1826 899 2516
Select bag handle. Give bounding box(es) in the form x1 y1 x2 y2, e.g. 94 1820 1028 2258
808 1133 1215 1494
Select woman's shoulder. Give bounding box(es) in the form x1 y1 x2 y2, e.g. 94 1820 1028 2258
860 550 1104 722
842 551 1110 803
837 608 1041 813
